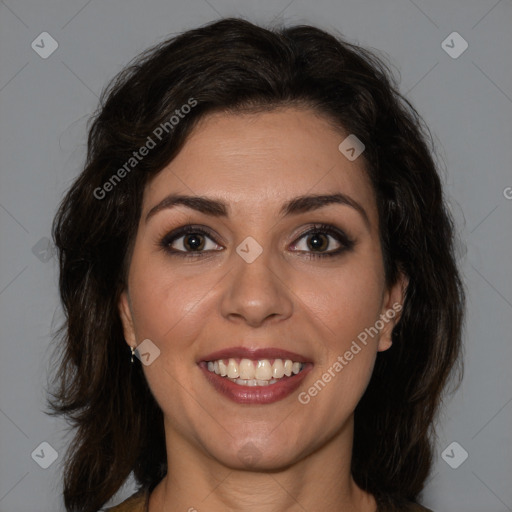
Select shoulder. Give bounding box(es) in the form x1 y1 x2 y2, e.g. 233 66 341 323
403 502 434 512
104 489 149 512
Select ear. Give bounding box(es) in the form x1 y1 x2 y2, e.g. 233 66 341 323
118 290 137 349
377 272 408 352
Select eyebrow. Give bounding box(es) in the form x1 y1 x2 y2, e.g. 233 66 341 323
145 192 370 228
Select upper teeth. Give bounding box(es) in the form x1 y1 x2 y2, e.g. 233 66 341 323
207 358 303 380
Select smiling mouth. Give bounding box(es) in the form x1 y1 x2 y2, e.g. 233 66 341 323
197 346 313 403
198 358 313 405
203 357 306 386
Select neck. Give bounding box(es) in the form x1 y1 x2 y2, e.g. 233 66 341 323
149 417 377 512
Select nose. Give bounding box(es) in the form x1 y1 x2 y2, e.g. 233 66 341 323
219 245 294 328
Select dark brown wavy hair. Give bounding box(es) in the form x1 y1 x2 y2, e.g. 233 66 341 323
48 17 465 512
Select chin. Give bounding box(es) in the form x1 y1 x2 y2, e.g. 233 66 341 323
205 436 304 471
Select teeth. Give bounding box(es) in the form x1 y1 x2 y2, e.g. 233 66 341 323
230 378 279 386
284 359 293 377
239 359 254 380
254 360 272 380
227 359 239 379
272 359 285 378
206 358 304 383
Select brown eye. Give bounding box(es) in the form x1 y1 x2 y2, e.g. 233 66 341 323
289 223 355 259
161 226 223 255
306 232 329 252
182 233 206 251
292 231 341 253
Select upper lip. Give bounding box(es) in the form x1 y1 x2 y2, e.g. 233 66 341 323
199 346 312 363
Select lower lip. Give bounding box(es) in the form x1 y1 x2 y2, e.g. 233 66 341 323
198 362 313 404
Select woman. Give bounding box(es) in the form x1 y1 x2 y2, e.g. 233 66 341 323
48 17 464 512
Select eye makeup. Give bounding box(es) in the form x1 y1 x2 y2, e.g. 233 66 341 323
157 222 356 260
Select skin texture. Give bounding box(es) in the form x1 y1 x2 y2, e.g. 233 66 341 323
118 108 406 512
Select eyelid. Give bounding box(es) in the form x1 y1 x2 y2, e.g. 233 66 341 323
292 223 351 243
290 223 355 254
159 225 223 254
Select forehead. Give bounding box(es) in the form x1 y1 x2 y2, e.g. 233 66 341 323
143 108 377 222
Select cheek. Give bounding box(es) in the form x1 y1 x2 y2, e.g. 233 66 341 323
293 257 385 405
297 259 385 345
126 257 217 408
128 254 218 343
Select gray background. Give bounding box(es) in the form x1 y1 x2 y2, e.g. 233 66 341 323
0 0 511 511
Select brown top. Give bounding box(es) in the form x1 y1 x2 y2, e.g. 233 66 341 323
105 489 434 512
106 489 150 512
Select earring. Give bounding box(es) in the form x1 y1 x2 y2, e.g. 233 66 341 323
130 346 135 363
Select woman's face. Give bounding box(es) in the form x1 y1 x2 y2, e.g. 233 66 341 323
119 107 404 470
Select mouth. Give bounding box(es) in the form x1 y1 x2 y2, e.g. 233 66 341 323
197 346 313 404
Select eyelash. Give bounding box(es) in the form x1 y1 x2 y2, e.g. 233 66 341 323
159 223 355 260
